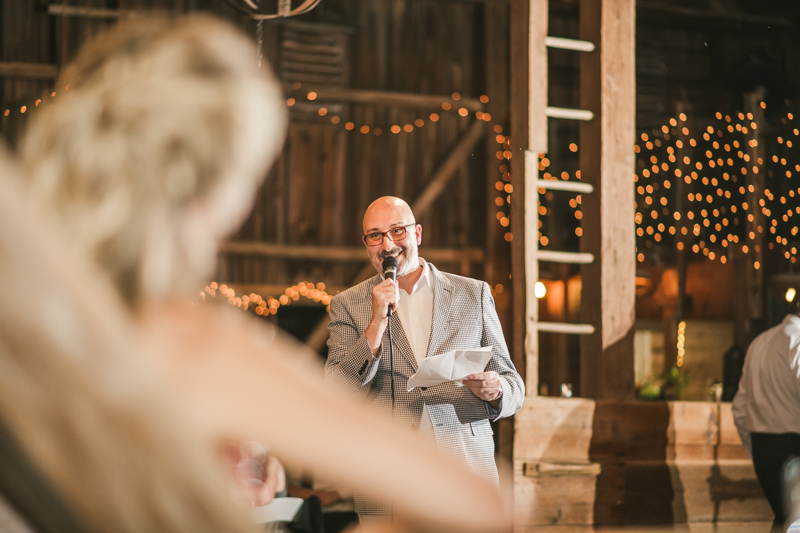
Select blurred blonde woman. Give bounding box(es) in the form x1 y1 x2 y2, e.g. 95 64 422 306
0 153 254 533
19 14 509 533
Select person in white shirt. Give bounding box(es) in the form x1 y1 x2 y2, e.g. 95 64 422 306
732 297 800 529
325 196 524 520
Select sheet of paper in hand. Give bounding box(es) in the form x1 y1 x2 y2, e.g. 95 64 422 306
252 497 304 523
406 346 493 391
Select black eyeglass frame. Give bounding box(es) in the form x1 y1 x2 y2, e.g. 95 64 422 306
362 223 418 247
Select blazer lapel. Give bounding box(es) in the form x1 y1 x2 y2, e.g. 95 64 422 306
388 311 418 372
425 263 453 359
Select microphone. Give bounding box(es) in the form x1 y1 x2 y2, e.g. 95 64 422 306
382 256 399 316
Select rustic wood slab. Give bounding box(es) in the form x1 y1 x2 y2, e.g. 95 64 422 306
513 397 771 526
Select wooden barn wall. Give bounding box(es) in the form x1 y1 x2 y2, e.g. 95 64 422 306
0 0 255 144
0 0 512 331
225 0 497 292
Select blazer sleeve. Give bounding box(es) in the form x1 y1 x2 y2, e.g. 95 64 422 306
324 293 382 399
480 281 525 420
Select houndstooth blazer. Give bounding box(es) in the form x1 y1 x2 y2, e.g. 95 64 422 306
325 261 524 515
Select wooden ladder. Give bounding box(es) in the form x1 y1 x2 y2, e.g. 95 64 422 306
510 0 636 400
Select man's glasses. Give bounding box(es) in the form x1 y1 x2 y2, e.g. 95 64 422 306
362 224 416 247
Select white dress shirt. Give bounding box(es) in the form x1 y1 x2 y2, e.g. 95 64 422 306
395 259 435 439
732 313 800 456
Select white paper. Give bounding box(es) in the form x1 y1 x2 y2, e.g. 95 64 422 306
406 346 493 391
252 497 304 523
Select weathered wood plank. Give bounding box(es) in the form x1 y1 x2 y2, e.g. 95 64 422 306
0 62 57 79
412 119 486 216
219 242 485 262
513 397 770 526
578 0 636 400
284 85 485 112
509 0 530 392
527 0 547 153
47 5 134 19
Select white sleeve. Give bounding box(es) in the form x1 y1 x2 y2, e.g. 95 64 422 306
731 352 752 458
792 339 800 400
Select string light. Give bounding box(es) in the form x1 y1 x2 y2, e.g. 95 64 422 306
201 281 334 315
632 105 800 265
23 82 794 268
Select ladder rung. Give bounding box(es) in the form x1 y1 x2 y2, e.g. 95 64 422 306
535 179 594 194
546 106 594 121
535 322 595 335
545 36 595 53
536 250 594 264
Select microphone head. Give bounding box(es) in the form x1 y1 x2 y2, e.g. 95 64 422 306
382 256 399 280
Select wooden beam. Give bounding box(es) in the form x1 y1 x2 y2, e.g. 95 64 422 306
520 0 546 392
284 85 485 112
484 0 514 475
0 62 57 79
509 0 531 393
670 98 693 373
637 1 791 27
412 119 486 215
744 91 765 323
528 1 547 154
511 0 548 401
48 4 134 18
578 0 637 400
219 242 484 263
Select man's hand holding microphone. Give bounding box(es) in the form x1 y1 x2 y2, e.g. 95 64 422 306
365 257 399 356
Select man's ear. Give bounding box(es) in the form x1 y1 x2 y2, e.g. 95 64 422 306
416 224 422 245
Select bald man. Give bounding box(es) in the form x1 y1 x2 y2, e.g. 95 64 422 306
325 197 524 518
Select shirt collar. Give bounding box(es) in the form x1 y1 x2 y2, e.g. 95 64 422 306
400 258 431 296
417 258 432 291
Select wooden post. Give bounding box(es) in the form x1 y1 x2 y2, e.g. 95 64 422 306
666 98 693 373
675 99 691 327
484 0 514 467
510 0 547 396
578 0 636 400
523 0 548 398
744 90 766 333
484 1 510 300
509 0 532 394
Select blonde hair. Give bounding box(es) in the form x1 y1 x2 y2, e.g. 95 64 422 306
0 155 254 532
20 14 286 308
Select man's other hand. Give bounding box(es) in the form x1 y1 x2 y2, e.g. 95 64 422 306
463 371 502 402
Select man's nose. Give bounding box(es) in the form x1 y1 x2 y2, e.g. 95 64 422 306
380 234 395 250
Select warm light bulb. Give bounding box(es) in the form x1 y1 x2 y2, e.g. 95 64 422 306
535 281 547 299
787 288 796 303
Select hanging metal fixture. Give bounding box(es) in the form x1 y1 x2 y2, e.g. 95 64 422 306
223 0 321 20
